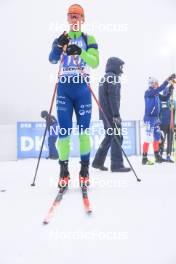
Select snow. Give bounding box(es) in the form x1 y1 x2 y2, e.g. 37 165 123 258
0 157 176 264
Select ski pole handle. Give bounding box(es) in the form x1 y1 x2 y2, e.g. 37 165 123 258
62 31 71 53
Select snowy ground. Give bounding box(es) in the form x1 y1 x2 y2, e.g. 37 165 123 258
0 157 176 264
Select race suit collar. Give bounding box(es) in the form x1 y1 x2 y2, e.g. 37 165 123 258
68 31 82 39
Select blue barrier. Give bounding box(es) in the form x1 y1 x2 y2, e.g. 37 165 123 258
17 121 137 158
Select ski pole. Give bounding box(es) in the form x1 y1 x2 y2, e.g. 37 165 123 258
31 54 64 187
74 57 141 182
88 82 141 182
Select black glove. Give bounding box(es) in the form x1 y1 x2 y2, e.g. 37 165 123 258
57 33 70 48
66 44 82 56
168 84 174 94
167 73 176 81
112 117 123 142
112 116 122 127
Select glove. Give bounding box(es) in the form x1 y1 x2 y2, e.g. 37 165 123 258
66 44 82 56
112 116 122 127
167 73 176 81
57 33 70 48
168 84 174 94
112 117 123 142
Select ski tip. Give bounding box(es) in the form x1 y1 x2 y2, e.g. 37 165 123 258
0 189 6 192
43 220 49 225
85 208 92 215
137 178 141 182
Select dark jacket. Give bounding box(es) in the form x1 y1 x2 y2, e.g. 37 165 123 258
160 87 173 126
99 57 124 129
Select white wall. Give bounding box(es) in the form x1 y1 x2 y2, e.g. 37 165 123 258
0 0 176 124
0 125 17 160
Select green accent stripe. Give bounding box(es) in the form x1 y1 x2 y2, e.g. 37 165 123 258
56 137 70 161
68 31 82 39
79 133 91 156
68 32 99 69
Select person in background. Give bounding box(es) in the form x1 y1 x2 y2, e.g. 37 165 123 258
41 110 58 160
92 57 131 172
159 84 175 162
142 74 175 165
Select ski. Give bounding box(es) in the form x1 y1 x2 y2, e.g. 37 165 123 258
43 187 67 225
43 184 92 224
81 186 92 214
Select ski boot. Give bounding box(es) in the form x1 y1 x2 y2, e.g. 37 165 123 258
111 166 131 172
154 151 166 163
166 155 174 163
142 154 154 165
92 161 108 171
58 160 70 188
79 161 90 187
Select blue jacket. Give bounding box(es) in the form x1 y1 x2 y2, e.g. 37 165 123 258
144 81 168 124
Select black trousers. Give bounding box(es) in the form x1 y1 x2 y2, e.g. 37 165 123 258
159 124 173 156
92 128 124 169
